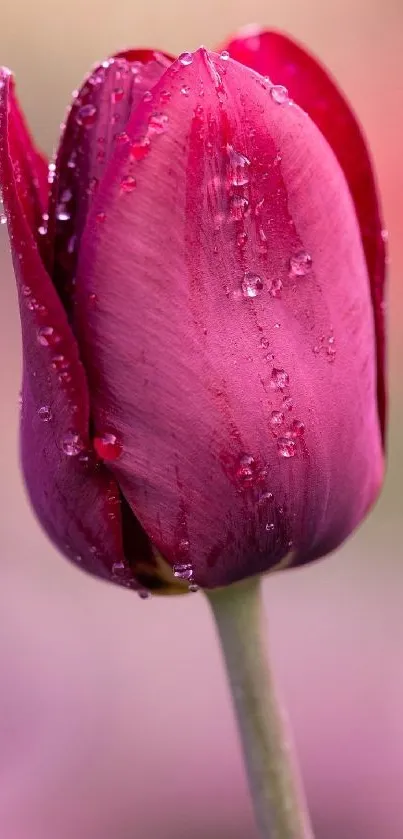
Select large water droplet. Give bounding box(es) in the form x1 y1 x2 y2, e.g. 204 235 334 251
76 103 98 127
220 50 230 60
277 437 297 458
228 146 250 187
93 432 123 461
270 368 289 390
289 251 312 277
37 326 60 347
62 430 85 456
179 52 193 66
270 85 289 105
38 406 52 422
241 271 263 298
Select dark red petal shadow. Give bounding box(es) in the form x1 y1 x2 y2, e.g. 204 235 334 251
73 50 383 588
222 28 387 441
46 50 170 319
0 68 134 587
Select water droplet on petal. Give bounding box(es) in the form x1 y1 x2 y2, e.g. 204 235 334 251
143 90 153 102
289 250 312 277
270 410 284 427
220 50 230 60
62 430 85 456
266 522 275 531
76 103 98 127
228 145 250 186
160 89 171 103
0 212 7 225
180 85 190 96
237 231 248 249
93 432 122 461
148 112 169 134
138 589 152 599
173 562 194 581
120 174 136 193
38 406 52 422
291 420 305 437
270 85 289 104
271 368 289 390
241 271 263 298
282 396 293 411
112 87 124 103
179 51 193 66
188 582 199 592
230 195 249 221
37 326 60 347
96 211 106 223
236 454 257 488
260 337 270 349
277 437 297 458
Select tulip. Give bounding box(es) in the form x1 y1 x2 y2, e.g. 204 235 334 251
1 29 386 838
0 33 386 597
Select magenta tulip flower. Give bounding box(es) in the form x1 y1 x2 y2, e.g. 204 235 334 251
0 29 386 596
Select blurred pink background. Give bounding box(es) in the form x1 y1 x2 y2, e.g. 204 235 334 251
1 1 402 837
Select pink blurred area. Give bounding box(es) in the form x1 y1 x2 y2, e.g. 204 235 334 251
1 1 402 837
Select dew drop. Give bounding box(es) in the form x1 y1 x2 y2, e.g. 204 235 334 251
270 85 289 105
220 50 230 60
291 419 305 437
38 405 52 422
230 195 249 221
148 113 169 134
88 292 98 305
173 562 194 581
237 231 248 249
112 87 124 103
188 583 199 592
270 278 283 298
228 145 250 186
260 337 270 349
56 205 71 222
241 271 263 298
138 589 152 599
50 354 68 371
282 396 293 412
143 90 153 102
62 430 85 456
270 410 284 427
120 174 136 193
271 368 289 390
76 103 98 127
236 453 256 488
160 90 171 103
96 211 106 223
0 212 7 225
93 432 123 461
277 437 297 458
289 250 312 277
37 326 60 347
180 85 190 96
266 522 275 532
179 51 193 66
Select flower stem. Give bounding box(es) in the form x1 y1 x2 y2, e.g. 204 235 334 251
206 575 314 839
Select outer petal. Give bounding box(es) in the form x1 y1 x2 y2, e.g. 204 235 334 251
46 51 170 317
222 27 387 439
0 68 48 239
0 69 134 587
73 50 383 588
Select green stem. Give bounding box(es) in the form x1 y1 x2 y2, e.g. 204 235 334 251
206 575 314 839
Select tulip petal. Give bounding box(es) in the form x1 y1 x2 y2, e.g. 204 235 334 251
0 69 135 587
74 50 383 588
222 28 387 438
47 51 170 319
0 68 48 239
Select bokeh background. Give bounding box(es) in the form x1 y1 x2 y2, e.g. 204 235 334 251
1 1 402 837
